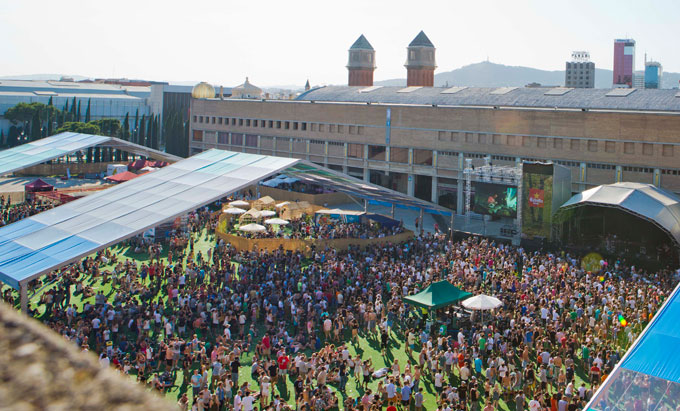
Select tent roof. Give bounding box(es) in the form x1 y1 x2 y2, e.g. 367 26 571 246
0 132 180 177
25 179 53 189
104 171 140 183
558 182 680 247
315 209 365 216
403 280 472 309
0 147 449 290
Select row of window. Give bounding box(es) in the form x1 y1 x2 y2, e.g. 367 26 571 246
192 115 365 136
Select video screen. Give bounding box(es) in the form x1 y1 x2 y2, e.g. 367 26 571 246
473 183 518 218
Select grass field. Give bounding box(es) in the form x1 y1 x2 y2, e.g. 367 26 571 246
2 228 595 410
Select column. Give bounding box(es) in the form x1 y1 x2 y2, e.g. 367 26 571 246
257 135 261 154
364 199 368 212
305 140 310 161
407 174 415 197
579 162 587 191
456 177 464 215
363 168 370 182
324 141 329 167
431 175 438 204
20 283 28 314
343 142 348 174
654 169 661 187
363 143 369 182
419 208 424 235
391 204 395 219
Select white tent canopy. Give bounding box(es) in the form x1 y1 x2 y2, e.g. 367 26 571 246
260 210 276 217
462 295 503 310
239 223 266 233
229 200 250 208
223 207 246 215
264 218 289 225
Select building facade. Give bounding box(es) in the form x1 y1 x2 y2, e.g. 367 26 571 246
565 51 594 88
189 86 680 214
613 39 636 87
645 61 663 89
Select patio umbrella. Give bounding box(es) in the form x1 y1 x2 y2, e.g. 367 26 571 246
264 218 290 225
275 201 290 208
260 210 277 217
223 207 246 215
239 223 266 233
229 200 250 208
462 295 503 310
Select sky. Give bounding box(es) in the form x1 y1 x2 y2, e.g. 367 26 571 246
0 0 677 87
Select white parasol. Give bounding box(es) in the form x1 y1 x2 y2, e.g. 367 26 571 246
239 223 266 233
229 200 250 208
462 295 503 311
275 201 290 208
223 207 246 215
264 218 290 225
260 210 277 217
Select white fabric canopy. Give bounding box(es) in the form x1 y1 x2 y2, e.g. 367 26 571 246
239 223 266 233
229 200 250 208
275 201 290 208
264 218 289 225
260 210 277 217
223 207 246 215
462 295 503 311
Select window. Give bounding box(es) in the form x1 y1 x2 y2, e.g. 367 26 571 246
410 51 415 59
252 119 258 127
493 134 502 145
245 134 258 147
293 122 298 130
218 117 223 125
357 126 363 135
268 120 273 128
193 115 197 122
199 116 204 123
301 123 307 131
329 124 335 133
368 145 386 161
438 131 446 141
218 132 228 144
642 143 653 156
588 140 598 152
231 118 236 125
478 134 486 144
337 125 344 133
451 132 459 142
238 119 243 126
192 130 203 141
522 136 532 147
319 124 325 132
347 143 363 159
414 149 433 166
570 140 580 150
231 134 243 146
390 147 409 163
285 121 290 130
246 119 251 127
311 123 316 132
260 120 266 128
212 117 216 124
465 133 474 143
537 137 546 148
605 141 616 153
663 144 674 157
624 142 635 154
349 125 356 135
276 121 281 129
507 135 515 145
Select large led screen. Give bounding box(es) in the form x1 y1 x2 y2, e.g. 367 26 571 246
473 183 518 218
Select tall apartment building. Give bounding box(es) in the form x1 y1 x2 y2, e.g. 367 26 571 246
565 51 595 88
613 39 636 87
645 61 663 89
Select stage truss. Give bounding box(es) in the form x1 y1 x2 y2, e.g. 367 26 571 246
463 156 523 243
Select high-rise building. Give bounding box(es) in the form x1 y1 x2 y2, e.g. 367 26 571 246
645 61 663 89
565 51 594 88
405 31 436 87
613 39 635 87
347 35 376 87
633 71 645 89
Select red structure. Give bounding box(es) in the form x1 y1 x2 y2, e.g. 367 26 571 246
405 31 436 87
347 35 376 87
613 39 635 87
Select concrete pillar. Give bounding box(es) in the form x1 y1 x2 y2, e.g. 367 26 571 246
305 140 310 161
654 169 661 187
391 204 395 219
363 168 370 182
407 174 415 197
324 141 329 167
343 142 348 174
257 135 261 154
431 175 438 204
615 165 623 183
364 199 368 212
419 208 425 235
20 283 28 314
385 146 391 163
580 162 587 191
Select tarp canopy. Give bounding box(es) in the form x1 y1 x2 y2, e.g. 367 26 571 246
0 146 451 290
557 182 680 247
365 213 400 229
403 280 472 310
0 132 180 177
315 209 365 216
104 171 141 183
25 179 54 192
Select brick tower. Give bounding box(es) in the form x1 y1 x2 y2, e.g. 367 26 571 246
347 34 376 87
405 31 436 87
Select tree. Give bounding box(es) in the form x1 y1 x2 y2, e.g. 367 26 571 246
8 126 19 147
76 100 81 122
56 122 101 135
4 102 60 140
89 118 121 137
138 114 146 146
70 97 77 119
85 98 91 123
146 114 153 148
48 96 53 107
0 130 4 147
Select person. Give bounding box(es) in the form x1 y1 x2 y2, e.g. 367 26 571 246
191 369 202 398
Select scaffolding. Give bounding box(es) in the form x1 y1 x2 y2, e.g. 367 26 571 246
463 156 523 243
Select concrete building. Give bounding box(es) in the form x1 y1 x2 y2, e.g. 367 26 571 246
347 35 376 87
189 36 680 215
613 38 635 87
633 71 645 89
645 61 663 89
565 51 594 88
405 31 436 87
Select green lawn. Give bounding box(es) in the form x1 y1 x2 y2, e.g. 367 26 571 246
1 228 596 410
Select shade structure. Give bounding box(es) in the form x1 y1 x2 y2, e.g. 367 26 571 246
239 223 266 233
258 196 276 205
260 210 276 217
24 178 54 193
240 208 262 220
462 295 503 310
403 280 472 310
275 202 290 208
229 200 250 208
223 207 246 215
104 171 141 183
264 218 289 225
0 132 179 177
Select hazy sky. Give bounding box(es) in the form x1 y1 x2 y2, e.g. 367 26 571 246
1 0 677 87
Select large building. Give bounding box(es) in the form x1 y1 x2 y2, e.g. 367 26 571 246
645 61 663 89
189 35 680 215
565 51 595 88
613 38 636 87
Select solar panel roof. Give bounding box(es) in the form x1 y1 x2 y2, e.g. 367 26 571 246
0 148 450 289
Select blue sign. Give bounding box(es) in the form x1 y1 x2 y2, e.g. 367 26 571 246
385 108 391 145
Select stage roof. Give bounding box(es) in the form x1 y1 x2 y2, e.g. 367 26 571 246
585 281 680 410
0 149 450 289
0 132 181 176
558 182 680 246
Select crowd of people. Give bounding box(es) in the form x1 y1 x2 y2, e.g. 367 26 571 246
3 197 679 411
0 194 55 226
230 217 405 241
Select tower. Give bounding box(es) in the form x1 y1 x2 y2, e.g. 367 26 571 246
613 39 635 87
405 31 436 87
347 34 376 87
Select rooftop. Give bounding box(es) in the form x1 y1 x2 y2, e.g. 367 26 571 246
409 31 435 48
350 34 374 51
297 85 680 113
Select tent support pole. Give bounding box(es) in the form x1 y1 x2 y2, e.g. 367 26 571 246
391 204 395 219
419 208 424 235
450 213 454 237
20 282 28 314
364 199 368 213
